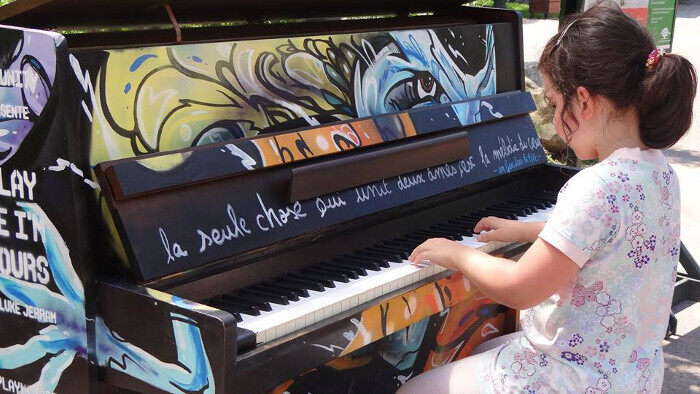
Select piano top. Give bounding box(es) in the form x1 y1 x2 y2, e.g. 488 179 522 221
0 0 471 29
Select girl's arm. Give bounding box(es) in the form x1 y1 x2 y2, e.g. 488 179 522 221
409 238 579 310
473 217 545 243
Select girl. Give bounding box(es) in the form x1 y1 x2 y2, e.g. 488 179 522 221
397 2 696 393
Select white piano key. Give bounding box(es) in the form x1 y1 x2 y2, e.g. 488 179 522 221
358 292 366 305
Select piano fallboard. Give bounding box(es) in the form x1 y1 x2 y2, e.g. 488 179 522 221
96 92 544 282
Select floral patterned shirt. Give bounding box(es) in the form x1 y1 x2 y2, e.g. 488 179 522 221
478 147 680 393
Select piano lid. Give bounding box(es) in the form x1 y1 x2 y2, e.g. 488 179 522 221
0 0 469 29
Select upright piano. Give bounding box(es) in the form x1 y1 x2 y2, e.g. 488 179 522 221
0 1 576 392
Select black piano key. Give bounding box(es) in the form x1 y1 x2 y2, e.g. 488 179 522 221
289 272 336 288
403 234 430 244
322 262 367 277
496 204 534 215
404 231 453 241
249 284 301 301
446 219 469 228
529 192 558 202
238 288 290 305
474 210 495 217
434 222 470 231
404 231 431 239
462 212 486 220
306 267 352 282
487 209 523 219
469 211 513 222
431 224 471 237
220 294 272 312
428 223 469 235
344 253 390 268
356 249 392 260
357 249 402 263
383 239 419 250
493 203 530 216
312 264 359 279
239 296 274 312
477 209 519 219
454 216 482 227
508 198 547 210
529 190 555 197
367 245 408 260
211 297 261 316
208 299 244 322
334 257 381 271
490 201 528 210
281 276 328 291
448 219 479 230
416 228 457 239
266 281 311 297
518 193 554 203
517 199 548 210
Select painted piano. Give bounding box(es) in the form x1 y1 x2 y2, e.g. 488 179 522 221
0 0 576 392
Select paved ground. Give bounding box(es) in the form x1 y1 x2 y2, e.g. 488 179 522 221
521 1 700 391
663 300 700 393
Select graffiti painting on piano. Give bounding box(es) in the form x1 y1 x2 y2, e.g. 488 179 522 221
270 272 511 394
0 199 217 393
84 24 497 165
0 29 56 166
0 27 221 393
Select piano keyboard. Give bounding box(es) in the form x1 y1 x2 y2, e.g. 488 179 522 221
207 191 557 346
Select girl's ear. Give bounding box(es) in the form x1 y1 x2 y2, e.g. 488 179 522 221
575 86 596 120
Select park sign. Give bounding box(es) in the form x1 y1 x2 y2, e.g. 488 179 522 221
583 0 677 50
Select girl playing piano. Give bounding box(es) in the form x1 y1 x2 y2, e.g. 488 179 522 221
399 2 695 393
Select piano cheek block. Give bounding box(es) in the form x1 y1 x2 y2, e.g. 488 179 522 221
96 280 239 392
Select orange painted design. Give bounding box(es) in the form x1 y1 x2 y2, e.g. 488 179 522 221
352 119 385 145
252 136 283 167
249 114 416 170
325 354 374 370
340 273 479 356
457 314 506 359
424 299 505 371
274 132 308 163
398 112 417 137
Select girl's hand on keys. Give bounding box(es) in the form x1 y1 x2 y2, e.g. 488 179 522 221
408 238 474 272
473 217 526 243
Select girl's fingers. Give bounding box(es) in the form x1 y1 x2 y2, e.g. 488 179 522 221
409 238 446 262
410 251 430 266
409 240 432 262
477 229 499 242
474 216 496 233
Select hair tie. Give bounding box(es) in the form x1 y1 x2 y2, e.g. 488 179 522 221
646 48 663 70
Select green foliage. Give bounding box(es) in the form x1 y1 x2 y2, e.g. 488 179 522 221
467 0 562 19
468 0 531 17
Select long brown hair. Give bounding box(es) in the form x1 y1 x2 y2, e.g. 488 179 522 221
539 1 696 149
